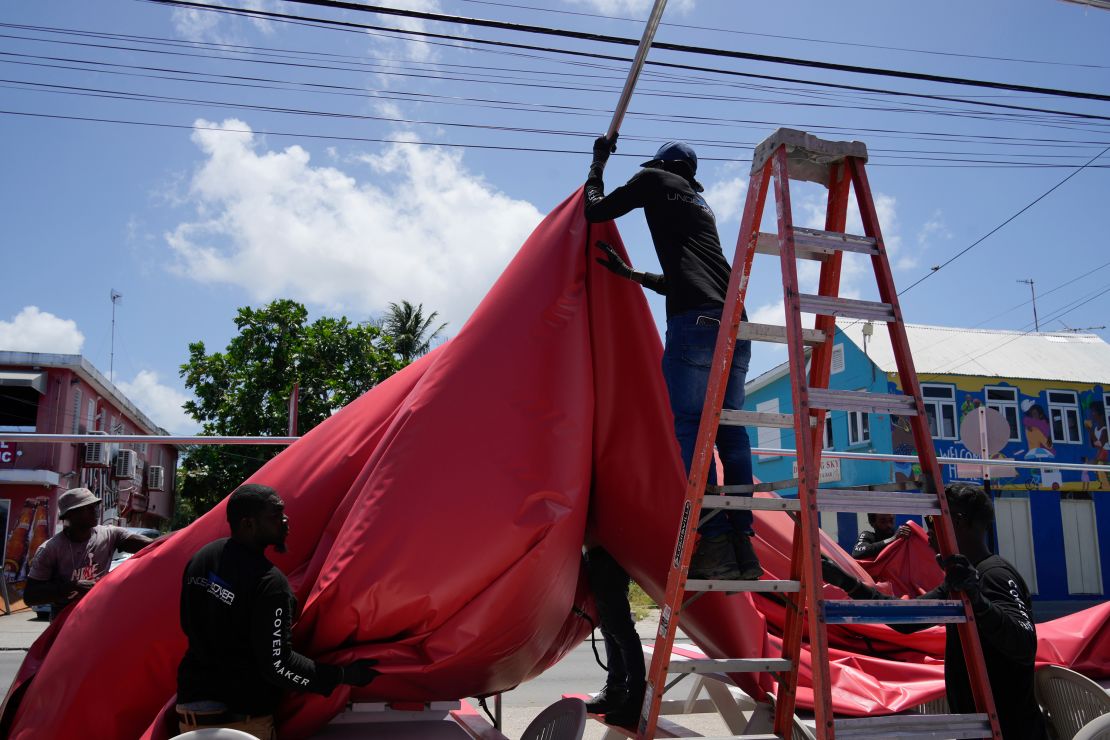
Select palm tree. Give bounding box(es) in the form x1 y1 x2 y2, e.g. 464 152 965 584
383 300 448 362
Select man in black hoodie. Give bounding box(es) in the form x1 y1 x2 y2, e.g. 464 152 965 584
584 136 760 583
176 484 380 739
822 484 1048 740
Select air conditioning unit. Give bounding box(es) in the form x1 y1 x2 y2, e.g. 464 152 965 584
113 449 137 480
83 439 110 467
148 465 165 491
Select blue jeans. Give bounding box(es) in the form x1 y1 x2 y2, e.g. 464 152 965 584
661 307 754 537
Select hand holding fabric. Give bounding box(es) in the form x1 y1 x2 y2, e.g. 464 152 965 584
821 556 861 593
595 241 633 279
342 658 381 687
942 554 989 613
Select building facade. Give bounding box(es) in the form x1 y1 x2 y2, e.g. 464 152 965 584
744 323 1110 609
0 352 180 594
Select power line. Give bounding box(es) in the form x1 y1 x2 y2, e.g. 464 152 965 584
136 0 1110 124
898 144 1110 294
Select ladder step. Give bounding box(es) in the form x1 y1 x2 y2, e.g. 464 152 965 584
668 658 792 674
686 579 801 593
835 714 992 740
708 479 799 494
736 321 827 346
701 496 802 512
821 599 967 625
719 410 794 428
861 480 924 492
816 490 941 515
798 293 896 322
755 228 878 261
807 388 918 416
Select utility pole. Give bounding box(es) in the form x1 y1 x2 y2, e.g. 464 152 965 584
1017 279 1039 332
110 289 122 382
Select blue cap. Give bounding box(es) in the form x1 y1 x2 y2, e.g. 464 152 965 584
641 141 698 173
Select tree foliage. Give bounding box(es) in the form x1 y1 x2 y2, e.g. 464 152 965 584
178 299 403 516
382 300 448 362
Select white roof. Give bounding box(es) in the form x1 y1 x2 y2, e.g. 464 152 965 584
837 321 1110 384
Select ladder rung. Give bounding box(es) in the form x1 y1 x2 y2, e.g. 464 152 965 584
835 714 992 740
708 479 799 494
816 490 941 515
686 579 801 593
701 496 802 512
794 227 879 255
736 321 827 346
720 410 794 428
798 293 896 322
861 480 924 492
668 658 792 674
807 388 918 416
821 599 966 625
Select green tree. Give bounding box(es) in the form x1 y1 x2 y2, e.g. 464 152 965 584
383 300 447 362
178 299 403 516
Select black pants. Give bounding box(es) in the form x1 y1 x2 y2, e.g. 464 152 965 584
585 547 645 691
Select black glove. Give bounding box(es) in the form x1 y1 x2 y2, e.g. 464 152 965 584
595 241 633 279
591 133 618 164
942 554 989 613
821 556 861 593
342 658 381 687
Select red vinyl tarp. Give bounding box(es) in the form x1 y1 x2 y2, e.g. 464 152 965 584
3 190 1106 738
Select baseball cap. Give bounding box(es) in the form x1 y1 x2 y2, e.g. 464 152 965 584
641 141 703 191
59 487 101 518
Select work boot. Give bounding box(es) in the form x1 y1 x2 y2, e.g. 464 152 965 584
733 532 764 581
688 534 742 580
584 684 627 714
604 682 645 729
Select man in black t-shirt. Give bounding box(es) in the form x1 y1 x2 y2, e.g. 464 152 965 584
851 512 911 560
822 484 1048 740
176 484 380 739
584 136 760 586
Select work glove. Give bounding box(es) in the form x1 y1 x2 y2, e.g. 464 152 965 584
821 556 861 593
342 658 381 687
592 133 618 164
595 241 633 279
941 554 989 613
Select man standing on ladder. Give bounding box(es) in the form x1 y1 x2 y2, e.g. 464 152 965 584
584 135 762 581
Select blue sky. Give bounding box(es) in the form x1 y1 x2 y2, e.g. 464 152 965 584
1 0 1108 434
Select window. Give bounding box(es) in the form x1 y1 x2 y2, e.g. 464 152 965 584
848 391 870 446
86 399 95 432
71 388 83 435
755 398 782 453
1047 390 1081 444
830 344 845 375
822 415 834 449
922 384 958 440
1061 499 1103 594
985 386 1021 442
0 387 39 432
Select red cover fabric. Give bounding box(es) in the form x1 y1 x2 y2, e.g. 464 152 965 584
854 521 943 597
3 190 1106 737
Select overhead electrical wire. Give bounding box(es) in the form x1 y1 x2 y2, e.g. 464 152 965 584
135 0 1110 124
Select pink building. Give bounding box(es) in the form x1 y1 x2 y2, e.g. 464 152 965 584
0 352 181 585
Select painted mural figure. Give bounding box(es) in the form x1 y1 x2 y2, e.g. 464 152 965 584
1085 400 1109 490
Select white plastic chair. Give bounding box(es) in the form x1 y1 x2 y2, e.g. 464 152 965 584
1035 665 1110 740
174 729 259 740
521 698 586 740
1075 712 1110 740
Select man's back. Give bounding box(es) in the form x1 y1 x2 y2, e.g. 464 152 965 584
177 537 289 715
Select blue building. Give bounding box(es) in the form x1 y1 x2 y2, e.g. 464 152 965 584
744 321 1110 614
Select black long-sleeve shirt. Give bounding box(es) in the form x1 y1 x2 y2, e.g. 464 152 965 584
852 530 894 560
584 167 733 318
848 554 1046 740
177 538 343 715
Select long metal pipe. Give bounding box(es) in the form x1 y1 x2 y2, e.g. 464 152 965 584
606 0 667 139
3 433 1106 473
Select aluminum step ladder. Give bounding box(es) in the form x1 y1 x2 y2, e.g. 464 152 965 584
636 128 1001 740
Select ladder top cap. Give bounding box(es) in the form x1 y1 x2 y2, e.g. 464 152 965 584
752 127 869 185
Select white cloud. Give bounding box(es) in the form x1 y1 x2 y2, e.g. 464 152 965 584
116 371 197 435
702 176 746 225
167 119 544 330
0 307 85 354
364 0 445 67
171 0 277 43
566 0 696 15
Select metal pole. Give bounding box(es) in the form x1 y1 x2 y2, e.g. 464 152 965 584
1018 279 1039 332
109 289 122 382
605 0 668 139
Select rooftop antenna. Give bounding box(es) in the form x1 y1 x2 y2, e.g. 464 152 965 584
110 289 122 382
1017 278 1039 332
1058 320 1106 333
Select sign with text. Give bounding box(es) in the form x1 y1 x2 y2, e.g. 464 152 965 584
0 441 17 469
793 457 841 484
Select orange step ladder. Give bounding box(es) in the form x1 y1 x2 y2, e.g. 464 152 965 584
636 128 1002 740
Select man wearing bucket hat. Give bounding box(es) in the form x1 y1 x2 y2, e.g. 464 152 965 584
23 487 152 617
583 136 761 584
